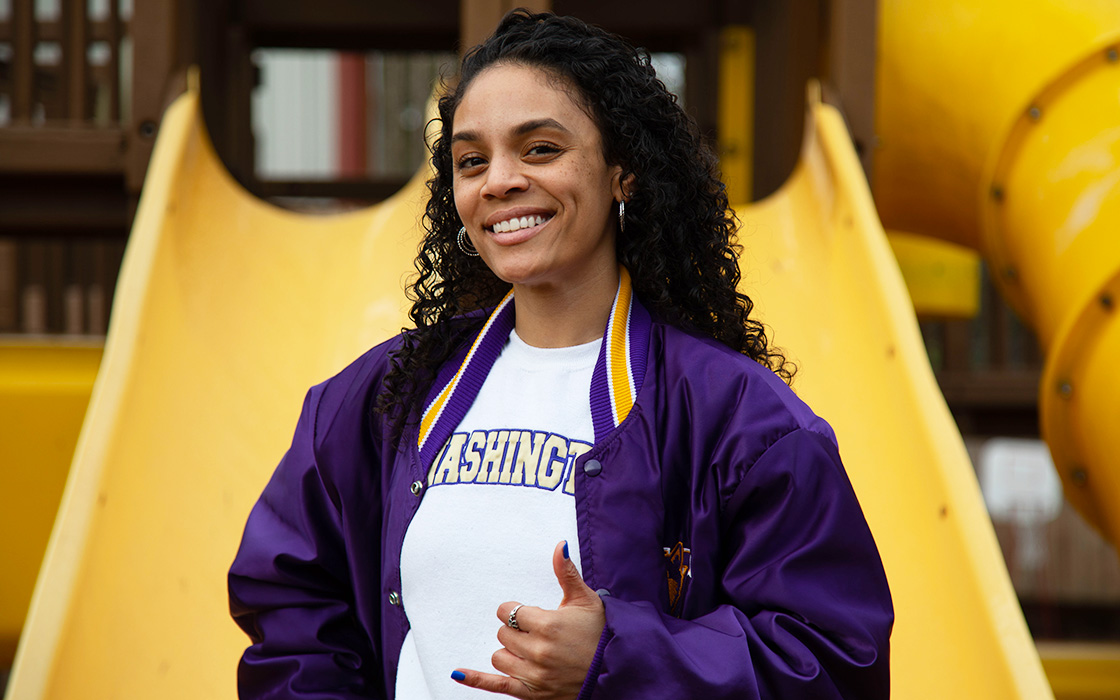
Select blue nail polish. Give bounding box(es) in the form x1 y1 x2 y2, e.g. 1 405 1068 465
563 541 570 559
451 670 466 682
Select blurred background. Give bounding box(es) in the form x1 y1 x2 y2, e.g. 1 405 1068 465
1 0 1118 698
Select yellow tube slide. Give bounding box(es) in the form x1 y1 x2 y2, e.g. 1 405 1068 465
6 85 1048 697
875 0 1120 544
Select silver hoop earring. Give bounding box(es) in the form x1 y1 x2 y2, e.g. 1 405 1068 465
618 200 626 233
457 226 479 257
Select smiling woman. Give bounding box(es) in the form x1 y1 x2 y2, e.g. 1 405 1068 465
450 64 624 345
229 10 894 700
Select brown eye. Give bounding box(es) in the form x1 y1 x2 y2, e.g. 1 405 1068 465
456 155 486 171
526 143 561 158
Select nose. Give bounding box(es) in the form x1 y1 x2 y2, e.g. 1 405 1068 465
480 154 529 198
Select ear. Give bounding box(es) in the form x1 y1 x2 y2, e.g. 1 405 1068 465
611 168 636 203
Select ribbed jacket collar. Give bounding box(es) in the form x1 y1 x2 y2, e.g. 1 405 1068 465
416 267 651 466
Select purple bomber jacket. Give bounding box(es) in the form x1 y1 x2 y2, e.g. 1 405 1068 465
229 281 893 699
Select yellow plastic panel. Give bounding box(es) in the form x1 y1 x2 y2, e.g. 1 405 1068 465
874 0 1120 248
739 91 1049 699
979 41 1120 542
0 341 101 664
6 86 1048 698
981 40 1120 346
875 1 1120 547
1040 268 1120 545
886 231 980 319
1036 642 1120 700
6 89 426 699
718 25 754 203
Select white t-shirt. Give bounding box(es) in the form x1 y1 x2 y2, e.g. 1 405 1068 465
395 330 599 700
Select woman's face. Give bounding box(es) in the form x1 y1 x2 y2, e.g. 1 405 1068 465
451 63 624 293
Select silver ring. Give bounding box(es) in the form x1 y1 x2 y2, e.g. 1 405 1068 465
506 604 524 630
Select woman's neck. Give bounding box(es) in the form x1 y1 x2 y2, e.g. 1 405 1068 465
511 266 620 348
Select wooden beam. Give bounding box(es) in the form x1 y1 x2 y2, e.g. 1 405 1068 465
0 18 129 42
254 178 411 202
242 0 458 49
184 0 725 52
0 128 125 173
936 369 1041 408
553 0 713 46
0 175 131 236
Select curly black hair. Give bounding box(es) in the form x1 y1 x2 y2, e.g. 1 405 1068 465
377 9 794 430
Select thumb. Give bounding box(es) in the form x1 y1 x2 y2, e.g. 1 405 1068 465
552 540 596 608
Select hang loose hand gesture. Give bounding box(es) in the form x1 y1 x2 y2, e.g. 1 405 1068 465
451 541 606 699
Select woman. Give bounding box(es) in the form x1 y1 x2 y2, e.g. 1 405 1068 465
229 10 892 700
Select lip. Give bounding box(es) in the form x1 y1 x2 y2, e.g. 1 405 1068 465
488 216 551 246
483 206 555 231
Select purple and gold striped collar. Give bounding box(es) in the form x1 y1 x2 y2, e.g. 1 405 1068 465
416 267 650 466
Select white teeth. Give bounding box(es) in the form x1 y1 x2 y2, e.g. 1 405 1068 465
492 215 548 233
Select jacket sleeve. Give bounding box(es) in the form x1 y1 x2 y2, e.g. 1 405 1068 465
228 386 384 699
588 428 893 700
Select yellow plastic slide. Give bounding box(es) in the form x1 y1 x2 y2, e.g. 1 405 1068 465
0 341 101 664
5 85 1050 698
875 0 1120 545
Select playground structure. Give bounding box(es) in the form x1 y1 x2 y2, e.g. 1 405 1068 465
874 0 1120 549
3 1 1120 698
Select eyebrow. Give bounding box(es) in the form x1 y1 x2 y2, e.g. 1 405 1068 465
451 118 571 145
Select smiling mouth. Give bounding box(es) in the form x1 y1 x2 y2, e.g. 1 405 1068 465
488 214 552 233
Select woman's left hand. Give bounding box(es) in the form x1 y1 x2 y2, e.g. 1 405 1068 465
452 541 606 700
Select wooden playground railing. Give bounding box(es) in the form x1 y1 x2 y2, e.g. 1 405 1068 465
2 0 123 123
0 0 187 335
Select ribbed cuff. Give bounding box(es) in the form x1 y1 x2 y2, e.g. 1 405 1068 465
576 624 612 700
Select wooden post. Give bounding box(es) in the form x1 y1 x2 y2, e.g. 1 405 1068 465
338 54 368 178
224 23 255 186
751 0 821 200
686 27 721 159
127 0 179 192
64 0 89 122
11 0 35 122
460 0 551 55
824 0 878 182
107 0 121 123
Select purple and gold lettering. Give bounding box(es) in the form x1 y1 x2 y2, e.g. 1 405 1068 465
482 430 511 483
459 431 485 483
563 442 593 495
537 434 568 490
428 433 467 485
511 431 546 487
497 430 519 484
